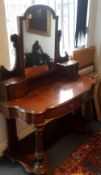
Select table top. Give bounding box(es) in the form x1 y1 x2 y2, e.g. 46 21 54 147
0 75 95 125
7 76 94 112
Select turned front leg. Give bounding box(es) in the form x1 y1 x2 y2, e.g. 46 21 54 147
33 126 48 175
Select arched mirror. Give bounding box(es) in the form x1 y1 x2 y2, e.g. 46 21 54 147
20 6 56 66
17 5 60 77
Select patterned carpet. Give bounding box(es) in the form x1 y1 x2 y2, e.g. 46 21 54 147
52 130 101 175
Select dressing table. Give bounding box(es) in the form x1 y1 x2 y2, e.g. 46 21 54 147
0 5 95 175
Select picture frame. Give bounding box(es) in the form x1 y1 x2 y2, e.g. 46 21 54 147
26 8 51 36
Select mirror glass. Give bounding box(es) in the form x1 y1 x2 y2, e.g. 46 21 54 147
18 5 58 76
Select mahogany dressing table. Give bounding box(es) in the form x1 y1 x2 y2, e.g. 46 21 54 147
0 5 95 175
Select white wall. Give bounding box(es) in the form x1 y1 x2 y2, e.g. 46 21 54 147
87 0 101 79
87 0 97 47
94 0 101 78
0 0 10 155
0 0 10 68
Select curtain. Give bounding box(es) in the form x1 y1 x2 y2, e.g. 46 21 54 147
75 0 88 47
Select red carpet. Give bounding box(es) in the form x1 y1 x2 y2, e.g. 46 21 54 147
52 131 101 175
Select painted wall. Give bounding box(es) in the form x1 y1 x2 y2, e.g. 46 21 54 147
87 0 97 47
0 0 10 68
0 0 10 155
94 0 101 78
87 0 101 79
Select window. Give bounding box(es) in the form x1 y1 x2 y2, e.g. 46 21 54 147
4 0 88 66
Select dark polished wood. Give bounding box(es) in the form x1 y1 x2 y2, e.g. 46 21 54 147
0 75 94 122
0 71 95 174
5 118 18 152
57 60 79 80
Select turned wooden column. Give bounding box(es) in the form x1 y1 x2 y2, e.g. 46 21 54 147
33 125 48 175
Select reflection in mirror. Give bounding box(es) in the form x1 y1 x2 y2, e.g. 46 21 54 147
18 5 58 76
25 40 51 67
26 7 51 36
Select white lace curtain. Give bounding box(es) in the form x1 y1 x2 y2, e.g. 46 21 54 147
4 0 77 65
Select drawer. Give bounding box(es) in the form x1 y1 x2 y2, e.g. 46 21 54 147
46 91 92 120
46 96 82 120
